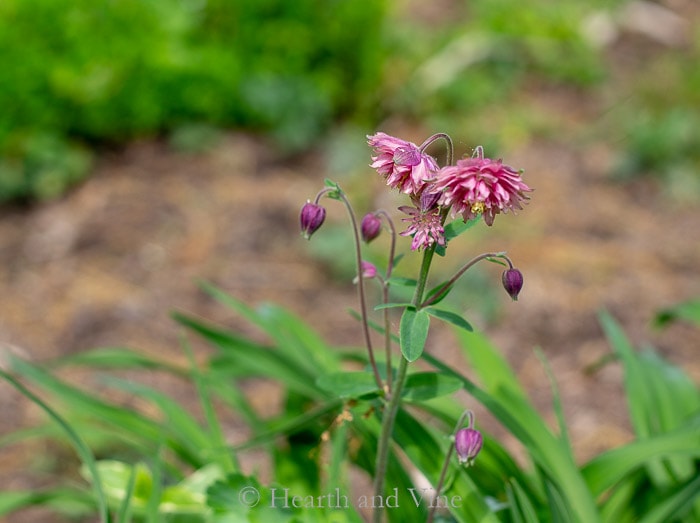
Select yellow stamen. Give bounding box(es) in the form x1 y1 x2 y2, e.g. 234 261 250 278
471 202 485 214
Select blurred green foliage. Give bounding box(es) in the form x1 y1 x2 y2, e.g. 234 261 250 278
0 0 387 202
1 0 698 203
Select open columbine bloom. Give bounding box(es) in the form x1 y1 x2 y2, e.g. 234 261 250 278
368 132 439 195
431 146 531 226
399 205 445 251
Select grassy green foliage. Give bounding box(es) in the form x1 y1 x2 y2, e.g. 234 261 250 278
0 0 386 201
2 285 698 521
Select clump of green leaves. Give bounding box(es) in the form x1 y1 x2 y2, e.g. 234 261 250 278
0 0 387 202
2 288 698 522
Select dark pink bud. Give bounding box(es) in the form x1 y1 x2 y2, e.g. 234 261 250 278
300 201 326 239
502 268 524 301
455 427 483 466
361 213 382 243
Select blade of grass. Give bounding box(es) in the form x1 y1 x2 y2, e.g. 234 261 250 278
173 312 324 399
535 348 570 448
582 424 700 497
182 333 239 473
9 356 162 443
0 367 108 522
115 464 136 523
639 472 700 523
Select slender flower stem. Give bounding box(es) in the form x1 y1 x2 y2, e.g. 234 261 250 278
376 210 397 394
376 210 397 280
419 132 454 167
420 252 514 309
426 410 472 523
372 245 437 523
317 187 384 392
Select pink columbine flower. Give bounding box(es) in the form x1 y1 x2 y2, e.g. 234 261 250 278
430 146 531 226
399 205 446 251
367 132 439 195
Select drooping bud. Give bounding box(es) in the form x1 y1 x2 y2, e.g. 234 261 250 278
501 268 524 301
361 213 382 243
454 427 483 466
300 201 326 240
353 261 378 283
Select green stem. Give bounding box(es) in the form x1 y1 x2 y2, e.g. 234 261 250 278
377 210 397 394
427 410 471 523
420 252 513 309
323 187 383 392
372 245 437 523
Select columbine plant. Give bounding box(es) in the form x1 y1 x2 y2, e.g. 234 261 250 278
300 131 532 522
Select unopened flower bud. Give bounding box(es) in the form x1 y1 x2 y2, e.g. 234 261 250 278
353 261 378 283
300 201 326 240
454 427 483 466
502 268 524 301
361 213 382 243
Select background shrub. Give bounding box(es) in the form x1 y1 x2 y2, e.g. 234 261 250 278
0 0 387 201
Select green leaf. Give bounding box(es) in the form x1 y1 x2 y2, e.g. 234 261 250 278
423 281 453 305
654 299 700 328
324 178 342 199
87 461 153 512
374 302 413 311
199 283 340 375
53 347 184 375
506 478 541 523
436 217 481 256
400 308 430 362
387 276 417 287
402 372 462 401
1 362 111 522
173 312 323 399
600 311 700 486
0 488 94 517
425 307 473 332
582 425 700 497
638 472 700 523
316 372 380 399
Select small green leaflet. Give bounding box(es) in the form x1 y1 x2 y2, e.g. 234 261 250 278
436 217 481 256
400 308 430 362
425 308 473 332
